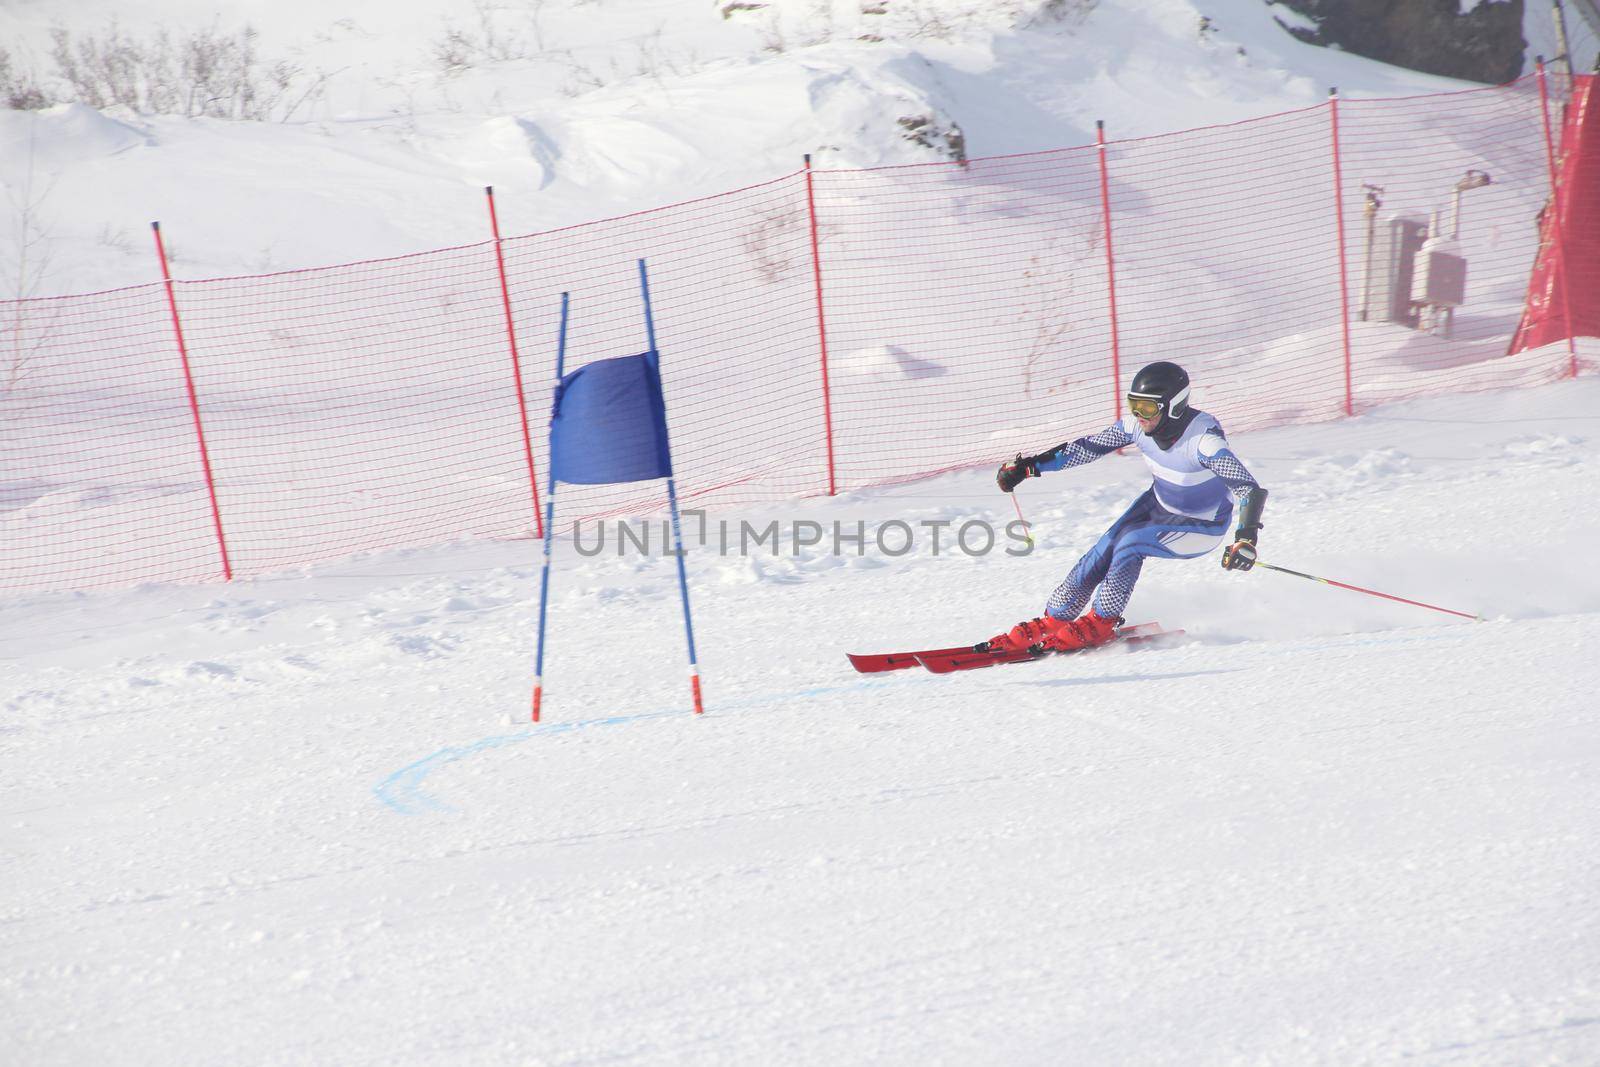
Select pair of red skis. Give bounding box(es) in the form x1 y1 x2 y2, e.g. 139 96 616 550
847 622 1183 675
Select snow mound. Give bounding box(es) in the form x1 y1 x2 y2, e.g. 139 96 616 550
0 103 148 178
839 343 947 379
411 115 561 189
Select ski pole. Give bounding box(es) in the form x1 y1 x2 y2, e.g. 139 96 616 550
1253 560 1484 621
1009 491 1034 549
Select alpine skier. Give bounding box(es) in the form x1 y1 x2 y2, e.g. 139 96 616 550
985 361 1266 654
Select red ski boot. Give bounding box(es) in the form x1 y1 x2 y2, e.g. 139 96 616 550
1040 610 1121 652
981 614 1073 653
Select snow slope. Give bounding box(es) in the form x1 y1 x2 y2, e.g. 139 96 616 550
5 0 1600 1061
4 379 1600 1064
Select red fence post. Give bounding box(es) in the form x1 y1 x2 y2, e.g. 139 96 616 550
1535 60 1581 379
484 186 545 537
802 155 839 496
1328 88 1356 417
151 221 232 581
1095 120 1124 418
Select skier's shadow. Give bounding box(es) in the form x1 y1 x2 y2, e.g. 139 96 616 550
1021 668 1240 688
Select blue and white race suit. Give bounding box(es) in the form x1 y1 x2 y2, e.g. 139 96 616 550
1033 410 1262 620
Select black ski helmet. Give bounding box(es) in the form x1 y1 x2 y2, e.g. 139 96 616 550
1127 361 1191 421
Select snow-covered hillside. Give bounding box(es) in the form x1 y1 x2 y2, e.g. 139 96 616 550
3 0 1579 298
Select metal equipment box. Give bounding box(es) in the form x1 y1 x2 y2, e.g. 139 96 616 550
1363 215 1429 327
1412 237 1467 308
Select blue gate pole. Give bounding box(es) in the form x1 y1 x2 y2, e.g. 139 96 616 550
532 291 570 723
638 259 704 715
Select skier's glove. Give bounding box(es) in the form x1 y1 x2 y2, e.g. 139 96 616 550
997 453 1041 493
1221 486 1266 571
1221 539 1257 571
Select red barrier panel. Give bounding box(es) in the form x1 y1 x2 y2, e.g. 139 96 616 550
0 76 1584 595
1511 70 1599 362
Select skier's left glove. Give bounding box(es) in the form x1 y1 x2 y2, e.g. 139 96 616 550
1221 539 1257 571
997 453 1041 493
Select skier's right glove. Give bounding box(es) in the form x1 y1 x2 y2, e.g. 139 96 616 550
1222 487 1267 571
1221 539 1258 571
997 453 1042 493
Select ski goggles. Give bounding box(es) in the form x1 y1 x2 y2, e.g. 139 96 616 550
1127 395 1163 420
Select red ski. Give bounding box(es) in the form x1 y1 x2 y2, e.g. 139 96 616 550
916 622 1182 674
846 645 982 674
847 623 1179 675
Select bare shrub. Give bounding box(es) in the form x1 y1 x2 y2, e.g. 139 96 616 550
431 0 547 74
897 114 967 163
807 0 835 43
554 49 609 97
741 201 804 284
46 20 323 121
1017 239 1084 399
759 12 789 53
631 26 703 83
96 223 134 252
2 116 58 401
756 1 836 52
432 28 479 73
904 5 956 40
1023 0 1099 29
1 47 55 110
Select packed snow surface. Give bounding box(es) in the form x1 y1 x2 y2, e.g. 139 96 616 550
5 380 1600 1064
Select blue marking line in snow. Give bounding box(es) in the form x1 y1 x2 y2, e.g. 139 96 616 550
373 675 901 816
374 624 1483 816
